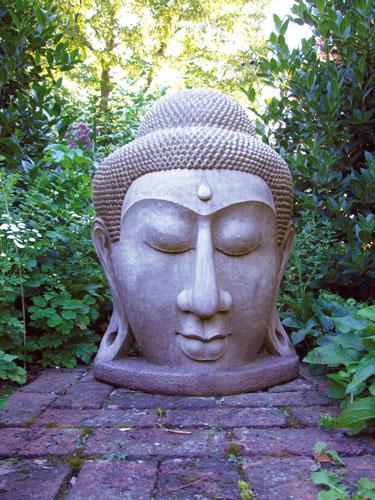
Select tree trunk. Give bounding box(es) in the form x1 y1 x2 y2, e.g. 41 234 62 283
100 67 111 110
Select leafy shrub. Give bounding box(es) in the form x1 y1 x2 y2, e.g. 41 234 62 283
245 0 375 301
77 87 166 158
0 0 80 171
286 292 375 434
0 145 110 380
280 211 337 300
0 350 26 384
312 442 375 499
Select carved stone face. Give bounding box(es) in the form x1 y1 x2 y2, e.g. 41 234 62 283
100 169 282 369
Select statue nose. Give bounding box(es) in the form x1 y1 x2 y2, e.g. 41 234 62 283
176 218 232 319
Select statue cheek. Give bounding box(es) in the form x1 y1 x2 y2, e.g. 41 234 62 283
112 248 192 365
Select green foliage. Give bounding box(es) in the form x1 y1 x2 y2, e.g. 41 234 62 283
238 480 256 500
314 441 345 465
289 295 375 433
0 145 110 381
0 349 26 384
312 442 375 499
312 470 350 500
245 0 375 301
281 291 357 352
79 87 166 157
56 0 268 106
0 0 80 171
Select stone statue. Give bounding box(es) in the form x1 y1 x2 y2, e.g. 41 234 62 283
91 89 299 395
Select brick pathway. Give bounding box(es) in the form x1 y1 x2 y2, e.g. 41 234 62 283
0 367 374 499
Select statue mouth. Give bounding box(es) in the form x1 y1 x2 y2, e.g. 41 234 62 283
176 331 230 361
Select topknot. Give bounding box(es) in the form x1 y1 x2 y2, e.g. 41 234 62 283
137 89 256 138
93 89 293 245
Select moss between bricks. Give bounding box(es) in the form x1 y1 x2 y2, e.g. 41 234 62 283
282 407 300 428
75 427 94 450
225 430 257 499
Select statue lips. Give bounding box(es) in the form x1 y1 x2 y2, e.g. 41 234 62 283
176 331 231 361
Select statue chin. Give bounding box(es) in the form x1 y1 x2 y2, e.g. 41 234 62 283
92 169 299 395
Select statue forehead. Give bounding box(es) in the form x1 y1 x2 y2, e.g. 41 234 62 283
121 170 275 218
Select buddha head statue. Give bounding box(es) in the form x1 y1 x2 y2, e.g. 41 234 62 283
91 89 299 395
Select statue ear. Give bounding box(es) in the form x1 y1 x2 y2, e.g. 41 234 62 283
277 222 295 289
264 222 296 356
91 218 113 285
91 218 133 362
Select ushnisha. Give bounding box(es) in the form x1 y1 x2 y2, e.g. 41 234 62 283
91 89 299 395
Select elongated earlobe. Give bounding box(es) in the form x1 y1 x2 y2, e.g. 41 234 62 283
264 222 296 356
91 218 112 274
91 218 133 361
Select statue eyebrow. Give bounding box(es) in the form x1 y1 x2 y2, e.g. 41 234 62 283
211 200 277 219
124 199 198 222
124 198 274 220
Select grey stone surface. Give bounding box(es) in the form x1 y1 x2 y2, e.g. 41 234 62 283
91 90 298 395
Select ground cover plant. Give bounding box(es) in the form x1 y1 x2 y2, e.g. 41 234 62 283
284 292 375 433
312 442 375 499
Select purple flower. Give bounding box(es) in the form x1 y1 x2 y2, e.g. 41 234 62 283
68 140 78 149
66 122 91 149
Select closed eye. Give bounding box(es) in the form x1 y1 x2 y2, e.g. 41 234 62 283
215 241 259 257
146 240 192 254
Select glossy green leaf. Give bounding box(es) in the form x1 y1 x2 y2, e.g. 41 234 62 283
333 397 375 431
304 344 361 366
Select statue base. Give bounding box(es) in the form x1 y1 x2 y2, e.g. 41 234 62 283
94 354 299 396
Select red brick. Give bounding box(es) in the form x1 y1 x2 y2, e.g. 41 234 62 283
106 390 217 410
52 380 113 409
85 428 228 458
231 428 375 457
299 364 330 393
67 460 157 499
76 369 96 383
21 367 85 394
219 391 332 408
0 392 57 426
0 459 71 499
165 407 286 429
290 406 340 427
268 378 312 393
36 408 156 428
343 455 375 489
0 427 81 458
244 456 318 499
155 458 241 499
